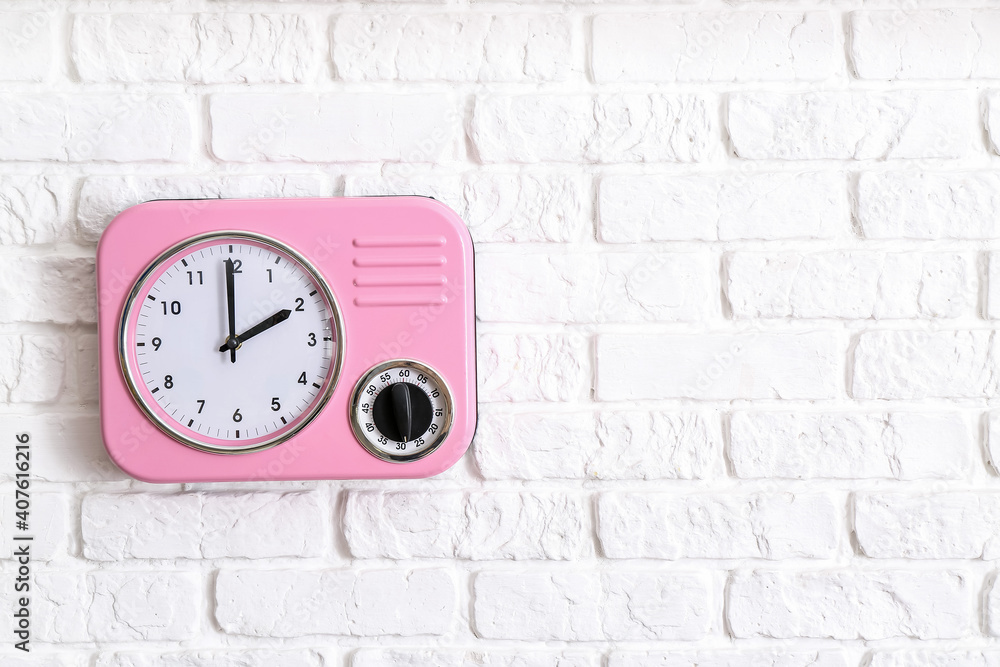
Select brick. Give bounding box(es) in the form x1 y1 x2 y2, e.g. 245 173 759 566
345 490 589 560
593 12 838 82
989 91 1000 155
0 174 70 245
987 412 1000 476
474 411 596 479
853 330 1000 399
0 335 66 403
333 14 573 82
851 10 1000 79
210 94 461 163
474 410 720 481
608 651 849 667
988 578 1000 636
730 412 973 480
471 94 717 163
868 653 1000 667
344 172 590 243
473 571 711 640
599 492 838 559
73 13 318 83
97 651 325 667
476 252 712 323
0 257 96 323
0 94 193 162
729 92 977 160
82 492 326 560
0 656 79 667
989 254 1000 320
35 571 199 642
728 570 972 639
594 411 722 479
0 493 68 560
598 252 712 322
216 568 456 637
478 334 589 402
856 493 1000 559
726 252 973 319
597 332 839 401
599 172 846 242
0 414 122 482
857 171 1000 239
0 12 54 81
353 651 598 667
75 333 99 402
77 174 325 244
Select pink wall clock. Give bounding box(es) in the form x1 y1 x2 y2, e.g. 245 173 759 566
96 197 477 483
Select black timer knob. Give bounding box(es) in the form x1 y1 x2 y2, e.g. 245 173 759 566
373 383 433 442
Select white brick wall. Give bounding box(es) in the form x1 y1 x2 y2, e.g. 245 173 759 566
5 1 1000 664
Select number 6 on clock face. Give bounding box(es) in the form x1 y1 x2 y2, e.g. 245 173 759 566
119 232 344 454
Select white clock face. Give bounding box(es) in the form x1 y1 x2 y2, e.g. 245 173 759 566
350 360 452 462
121 234 341 453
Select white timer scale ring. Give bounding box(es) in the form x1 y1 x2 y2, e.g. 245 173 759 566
118 230 456 462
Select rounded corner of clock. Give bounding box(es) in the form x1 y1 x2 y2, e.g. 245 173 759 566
99 199 159 241
98 423 153 484
428 421 478 478
404 196 474 248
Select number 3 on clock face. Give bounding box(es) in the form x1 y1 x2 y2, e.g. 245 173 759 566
119 232 344 454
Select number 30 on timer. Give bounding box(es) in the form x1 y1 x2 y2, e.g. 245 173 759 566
98 198 477 483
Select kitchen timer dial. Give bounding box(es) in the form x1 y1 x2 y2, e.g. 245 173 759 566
350 360 453 462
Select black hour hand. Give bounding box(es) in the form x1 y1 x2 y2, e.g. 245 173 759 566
219 309 291 352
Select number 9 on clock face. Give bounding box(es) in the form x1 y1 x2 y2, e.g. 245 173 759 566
119 233 343 454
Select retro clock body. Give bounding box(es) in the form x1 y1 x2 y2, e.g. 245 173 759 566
96 197 476 483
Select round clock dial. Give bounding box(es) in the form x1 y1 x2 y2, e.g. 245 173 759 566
119 232 343 454
350 360 453 462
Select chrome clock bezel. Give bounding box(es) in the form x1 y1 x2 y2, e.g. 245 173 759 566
117 230 345 455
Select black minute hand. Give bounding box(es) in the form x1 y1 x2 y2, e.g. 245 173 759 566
219 309 292 352
224 258 237 363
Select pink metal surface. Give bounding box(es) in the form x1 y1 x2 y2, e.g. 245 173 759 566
96 197 477 482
